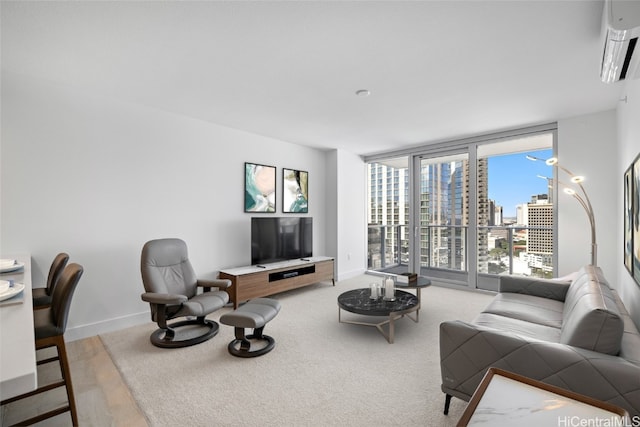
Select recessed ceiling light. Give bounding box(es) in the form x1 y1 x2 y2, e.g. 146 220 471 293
355 89 371 97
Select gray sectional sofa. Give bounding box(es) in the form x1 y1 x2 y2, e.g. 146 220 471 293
439 265 640 417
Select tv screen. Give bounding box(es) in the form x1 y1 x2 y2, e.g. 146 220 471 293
251 217 312 265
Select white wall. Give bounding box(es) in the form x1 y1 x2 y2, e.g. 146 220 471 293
325 150 339 275
1 72 331 340
557 93 640 329
616 77 640 327
334 149 367 280
557 110 617 278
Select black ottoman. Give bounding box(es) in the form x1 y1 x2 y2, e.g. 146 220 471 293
219 298 281 357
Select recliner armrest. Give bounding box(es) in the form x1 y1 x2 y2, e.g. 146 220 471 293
197 279 232 289
499 275 571 301
141 292 188 305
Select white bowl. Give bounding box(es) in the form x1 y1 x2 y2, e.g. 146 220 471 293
0 280 10 294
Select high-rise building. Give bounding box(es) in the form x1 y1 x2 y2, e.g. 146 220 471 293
368 158 488 272
531 194 549 204
516 203 528 226
419 160 475 270
367 162 409 268
477 159 490 272
495 204 503 226
527 202 553 255
488 200 496 226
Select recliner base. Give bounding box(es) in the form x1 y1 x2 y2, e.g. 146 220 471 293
150 319 220 348
227 326 275 358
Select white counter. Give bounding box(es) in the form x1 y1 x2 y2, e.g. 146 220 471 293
0 254 37 401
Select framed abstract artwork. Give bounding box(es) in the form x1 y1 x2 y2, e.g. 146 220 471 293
624 164 633 276
244 162 276 213
633 153 640 286
282 168 308 213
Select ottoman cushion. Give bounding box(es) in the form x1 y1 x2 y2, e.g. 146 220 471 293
220 298 281 329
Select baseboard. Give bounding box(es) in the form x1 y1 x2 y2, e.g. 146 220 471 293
65 311 150 342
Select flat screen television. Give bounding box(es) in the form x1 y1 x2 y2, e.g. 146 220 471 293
251 217 312 265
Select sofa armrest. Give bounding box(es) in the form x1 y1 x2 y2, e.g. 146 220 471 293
499 275 571 301
439 320 640 417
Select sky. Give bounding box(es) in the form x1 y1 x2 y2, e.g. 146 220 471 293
488 149 553 218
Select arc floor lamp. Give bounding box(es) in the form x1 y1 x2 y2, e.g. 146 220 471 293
527 155 597 266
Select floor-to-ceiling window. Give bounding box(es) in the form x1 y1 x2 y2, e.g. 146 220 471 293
475 134 554 291
415 152 469 283
366 125 556 290
366 157 410 273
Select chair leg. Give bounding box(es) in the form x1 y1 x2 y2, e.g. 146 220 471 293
444 393 452 415
234 327 252 352
53 336 79 426
1 335 78 426
252 326 265 339
156 306 176 340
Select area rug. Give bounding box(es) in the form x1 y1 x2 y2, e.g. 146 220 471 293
100 275 493 427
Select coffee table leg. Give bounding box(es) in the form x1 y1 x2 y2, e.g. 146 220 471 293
338 300 419 344
405 288 421 323
373 320 393 344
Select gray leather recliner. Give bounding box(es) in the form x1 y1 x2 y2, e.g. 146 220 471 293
140 238 231 348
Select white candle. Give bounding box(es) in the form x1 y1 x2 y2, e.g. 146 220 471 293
385 277 394 299
370 283 378 299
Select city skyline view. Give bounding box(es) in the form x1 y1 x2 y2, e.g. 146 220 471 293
367 138 556 280
488 149 553 219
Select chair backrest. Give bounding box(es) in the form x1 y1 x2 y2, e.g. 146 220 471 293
141 239 198 298
46 252 70 296
51 263 84 334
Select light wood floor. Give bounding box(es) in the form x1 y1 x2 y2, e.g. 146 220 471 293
1 336 148 427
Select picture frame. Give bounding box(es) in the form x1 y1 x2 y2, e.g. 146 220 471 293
624 164 633 276
633 154 640 286
282 168 309 213
244 162 276 213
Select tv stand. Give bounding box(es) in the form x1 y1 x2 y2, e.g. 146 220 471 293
219 256 334 309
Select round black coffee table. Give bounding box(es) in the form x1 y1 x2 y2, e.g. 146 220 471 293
337 288 419 343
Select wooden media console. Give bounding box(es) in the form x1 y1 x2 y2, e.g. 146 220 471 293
219 256 335 309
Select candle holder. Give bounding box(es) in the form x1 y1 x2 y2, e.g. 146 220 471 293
369 283 380 300
383 275 395 301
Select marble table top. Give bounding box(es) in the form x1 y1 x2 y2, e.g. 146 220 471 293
337 288 418 316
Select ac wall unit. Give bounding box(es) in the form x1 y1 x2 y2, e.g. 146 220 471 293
600 0 640 83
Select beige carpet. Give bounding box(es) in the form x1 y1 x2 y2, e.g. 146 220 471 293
100 274 493 427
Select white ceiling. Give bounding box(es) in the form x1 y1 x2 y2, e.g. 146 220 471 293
0 0 625 156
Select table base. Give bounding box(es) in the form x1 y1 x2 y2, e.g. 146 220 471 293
338 304 419 344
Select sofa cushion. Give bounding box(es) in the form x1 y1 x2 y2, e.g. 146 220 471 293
560 269 623 355
473 312 562 343
499 275 571 301
482 293 564 329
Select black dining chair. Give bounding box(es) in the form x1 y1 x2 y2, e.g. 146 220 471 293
1 263 84 425
32 252 69 309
